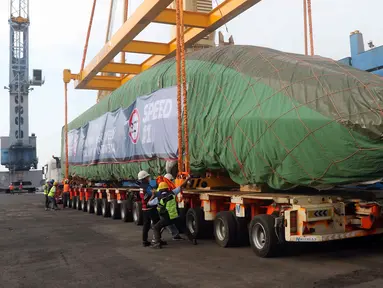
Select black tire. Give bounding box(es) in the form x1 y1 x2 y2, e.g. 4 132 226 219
133 201 143 225
121 199 133 222
72 196 77 209
186 208 209 239
110 200 121 220
63 193 68 208
87 198 94 214
82 199 87 212
249 214 279 258
213 211 237 247
77 197 82 211
102 198 111 218
94 198 102 215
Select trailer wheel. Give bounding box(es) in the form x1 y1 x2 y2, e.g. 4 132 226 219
121 200 133 222
186 208 208 239
81 199 87 212
133 201 143 225
249 214 279 258
110 200 121 220
102 199 111 217
94 199 102 215
67 195 72 208
214 211 237 247
87 198 94 214
77 197 82 211
72 196 77 209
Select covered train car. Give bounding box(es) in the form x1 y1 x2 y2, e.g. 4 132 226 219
61 45 383 190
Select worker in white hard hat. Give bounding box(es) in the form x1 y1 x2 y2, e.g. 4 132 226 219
137 170 163 247
164 173 174 181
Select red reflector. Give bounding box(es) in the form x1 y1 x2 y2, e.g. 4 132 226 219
290 211 297 234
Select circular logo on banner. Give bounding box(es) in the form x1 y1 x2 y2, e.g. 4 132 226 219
128 108 140 144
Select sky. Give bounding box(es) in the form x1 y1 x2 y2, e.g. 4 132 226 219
0 0 381 171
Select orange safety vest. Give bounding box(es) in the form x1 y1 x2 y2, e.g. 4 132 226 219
9 185 14 191
156 176 185 203
63 184 69 192
156 176 176 190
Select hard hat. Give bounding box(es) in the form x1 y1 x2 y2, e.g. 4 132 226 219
164 173 174 181
157 182 169 191
53 182 58 186
137 170 150 180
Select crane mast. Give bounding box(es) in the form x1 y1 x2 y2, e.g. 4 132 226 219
0 0 44 192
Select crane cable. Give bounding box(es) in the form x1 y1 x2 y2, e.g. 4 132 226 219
121 0 129 64
81 0 97 71
64 82 69 180
303 0 308 55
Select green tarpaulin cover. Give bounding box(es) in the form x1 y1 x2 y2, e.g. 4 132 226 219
62 45 383 189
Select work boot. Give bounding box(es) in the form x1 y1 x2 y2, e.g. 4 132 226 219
152 239 167 246
151 242 162 249
143 241 151 247
185 232 197 245
172 234 184 241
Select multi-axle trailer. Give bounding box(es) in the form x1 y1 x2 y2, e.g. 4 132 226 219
62 177 383 258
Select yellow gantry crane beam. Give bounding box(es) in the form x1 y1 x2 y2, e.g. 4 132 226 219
64 0 262 91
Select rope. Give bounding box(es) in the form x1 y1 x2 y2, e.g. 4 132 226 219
175 0 183 175
64 82 69 180
80 0 97 71
307 0 314 55
303 0 308 55
213 0 229 34
179 0 190 173
106 0 115 43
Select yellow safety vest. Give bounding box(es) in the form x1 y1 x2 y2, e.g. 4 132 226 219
48 186 56 197
43 184 49 195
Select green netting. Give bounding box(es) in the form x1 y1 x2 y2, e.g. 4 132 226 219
61 45 383 189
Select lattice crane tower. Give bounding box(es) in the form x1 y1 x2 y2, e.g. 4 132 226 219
96 0 215 103
0 0 44 191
